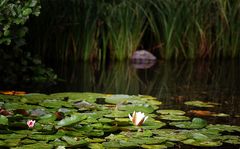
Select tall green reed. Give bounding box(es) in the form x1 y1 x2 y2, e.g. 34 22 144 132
27 0 240 62
106 0 148 61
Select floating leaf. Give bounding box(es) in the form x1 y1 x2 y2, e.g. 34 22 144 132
118 104 155 113
141 144 168 149
207 124 240 133
157 110 185 115
159 114 190 121
11 142 54 149
152 129 188 141
184 101 219 108
62 136 88 147
170 118 207 129
56 113 87 128
0 115 8 125
88 143 104 149
220 135 240 144
182 139 222 147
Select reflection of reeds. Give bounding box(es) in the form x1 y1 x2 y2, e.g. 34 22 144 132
28 0 240 61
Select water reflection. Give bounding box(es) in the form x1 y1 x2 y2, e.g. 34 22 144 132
51 60 240 124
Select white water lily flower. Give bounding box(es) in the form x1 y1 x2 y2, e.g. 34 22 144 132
128 111 148 126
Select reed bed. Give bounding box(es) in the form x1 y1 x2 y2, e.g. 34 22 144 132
27 0 240 62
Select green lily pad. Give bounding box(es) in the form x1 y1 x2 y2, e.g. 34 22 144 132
88 143 104 149
170 118 207 129
4 139 21 147
159 114 190 121
104 94 145 104
3 102 38 110
184 101 219 108
121 120 166 130
29 134 62 141
182 139 222 147
104 110 129 118
40 100 72 109
0 115 8 125
152 129 188 141
141 144 168 149
98 118 114 123
56 113 87 128
11 142 54 149
207 124 240 133
50 92 104 103
62 136 88 147
38 114 57 124
73 100 97 111
157 110 186 115
211 113 230 117
21 93 49 104
118 104 155 113
0 134 26 139
139 95 162 106
220 135 240 144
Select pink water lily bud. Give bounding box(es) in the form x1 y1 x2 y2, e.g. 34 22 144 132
27 120 36 128
129 111 148 126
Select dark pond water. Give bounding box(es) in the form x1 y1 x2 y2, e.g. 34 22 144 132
45 60 240 126
1 60 240 148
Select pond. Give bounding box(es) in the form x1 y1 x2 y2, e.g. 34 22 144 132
0 60 240 148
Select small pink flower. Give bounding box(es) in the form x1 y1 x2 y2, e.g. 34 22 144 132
27 120 36 128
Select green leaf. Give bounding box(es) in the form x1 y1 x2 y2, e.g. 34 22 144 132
0 115 8 125
170 118 207 129
22 8 32 16
159 114 190 121
56 113 87 128
62 136 88 146
157 109 186 115
184 101 219 108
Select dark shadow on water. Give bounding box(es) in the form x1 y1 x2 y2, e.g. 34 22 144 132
1 60 240 126
45 60 240 126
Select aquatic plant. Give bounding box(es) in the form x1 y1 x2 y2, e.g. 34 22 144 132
0 92 239 148
129 111 148 126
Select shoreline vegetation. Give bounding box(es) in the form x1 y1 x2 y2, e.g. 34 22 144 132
27 0 240 62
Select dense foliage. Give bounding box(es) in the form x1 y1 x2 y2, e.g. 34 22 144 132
0 0 40 45
0 0 57 90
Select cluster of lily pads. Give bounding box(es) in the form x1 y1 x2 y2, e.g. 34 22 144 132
0 92 240 148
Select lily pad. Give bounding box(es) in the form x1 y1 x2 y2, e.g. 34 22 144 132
118 104 155 113
182 139 222 147
184 101 219 108
207 124 240 133
62 136 88 147
159 114 190 121
11 142 54 149
0 115 8 125
56 113 87 128
220 135 240 144
152 129 188 141
157 110 186 115
170 118 207 129
141 144 168 149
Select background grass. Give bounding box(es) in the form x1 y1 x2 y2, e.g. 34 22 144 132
27 0 240 62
